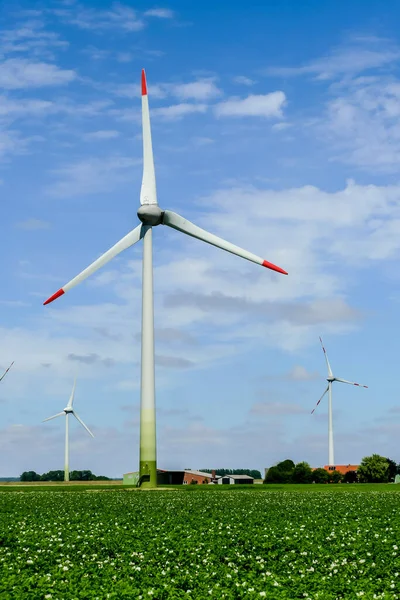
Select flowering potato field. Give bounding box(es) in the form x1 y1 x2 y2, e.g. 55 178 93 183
1 490 400 599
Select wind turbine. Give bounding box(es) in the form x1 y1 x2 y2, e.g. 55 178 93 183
0 361 14 383
43 70 288 488
43 379 94 482
311 337 367 466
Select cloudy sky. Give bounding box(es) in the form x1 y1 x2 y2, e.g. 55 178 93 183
1 0 400 478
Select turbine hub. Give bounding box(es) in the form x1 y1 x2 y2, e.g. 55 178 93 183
327 377 335 382
137 205 163 226
64 408 73 414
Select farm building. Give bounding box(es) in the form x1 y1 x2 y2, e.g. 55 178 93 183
217 474 254 484
123 469 218 486
323 464 359 475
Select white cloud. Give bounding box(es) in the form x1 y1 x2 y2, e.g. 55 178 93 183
0 58 76 89
170 79 221 101
152 103 208 120
53 3 145 32
267 40 400 80
144 8 175 19
84 130 120 140
46 156 139 198
286 365 320 381
16 218 51 230
322 79 400 172
214 92 286 118
233 76 255 86
250 401 307 415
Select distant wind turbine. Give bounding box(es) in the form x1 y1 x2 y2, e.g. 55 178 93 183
43 70 288 488
0 361 14 382
312 337 367 466
43 379 94 482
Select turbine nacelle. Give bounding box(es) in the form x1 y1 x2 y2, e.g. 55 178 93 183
137 205 163 226
64 407 74 414
327 376 335 383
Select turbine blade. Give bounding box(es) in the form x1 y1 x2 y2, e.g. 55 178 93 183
0 361 14 383
67 378 77 408
43 412 65 422
162 210 288 275
335 378 368 388
311 385 329 414
43 225 143 305
319 336 333 377
73 411 94 437
140 69 157 206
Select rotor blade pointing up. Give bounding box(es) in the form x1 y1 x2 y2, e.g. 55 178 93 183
162 210 288 275
43 225 143 305
311 385 329 414
67 378 77 408
43 412 65 422
140 69 157 206
73 411 94 437
335 378 368 388
0 361 14 383
319 337 333 377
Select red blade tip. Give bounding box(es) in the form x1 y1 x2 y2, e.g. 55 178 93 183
262 260 288 275
141 69 147 96
43 288 65 306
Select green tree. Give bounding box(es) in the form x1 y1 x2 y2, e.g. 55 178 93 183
312 468 329 484
386 458 398 482
293 462 312 484
358 454 389 483
329 470 343 484
20 471 41 482
264 459 295 484
343 470 358 483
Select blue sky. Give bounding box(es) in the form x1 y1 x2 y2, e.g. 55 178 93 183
1 0 400 477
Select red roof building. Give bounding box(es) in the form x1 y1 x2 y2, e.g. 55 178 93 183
323 464 359 475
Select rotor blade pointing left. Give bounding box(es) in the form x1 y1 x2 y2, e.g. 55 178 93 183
73 411 94 437
44 225 143 305
311 385 329 414
0 361 14 383
162 210 288 275
335 378 368 388
43 412 65 422
140 69 157 206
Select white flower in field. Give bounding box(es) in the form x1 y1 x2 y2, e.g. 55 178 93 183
359 559 365 564
63 566 69 571
393 545 398 550
259 592 266 597
26 560 33 565
45 595 52 599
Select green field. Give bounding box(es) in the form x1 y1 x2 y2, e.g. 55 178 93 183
1 487 400 598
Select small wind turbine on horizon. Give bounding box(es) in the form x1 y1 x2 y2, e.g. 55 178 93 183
43 379 94 482
0 361 14 383
43 69 288 488
311 337 368 466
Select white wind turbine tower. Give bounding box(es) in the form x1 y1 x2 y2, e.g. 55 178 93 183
43 379 94 482
43 70 288 488
311 337 367 466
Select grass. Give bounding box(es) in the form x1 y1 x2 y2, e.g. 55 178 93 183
0 482 399 492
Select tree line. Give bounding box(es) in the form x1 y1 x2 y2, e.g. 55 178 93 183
264 455 400 484
200 469 262 479
20 470 110 482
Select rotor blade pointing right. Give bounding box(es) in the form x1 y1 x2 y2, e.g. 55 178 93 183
0 361 14 383
335 378 368 388
162 211 288 275
43 225 143 305
73 412 95 437
311 385 329 414
319 337 333 377
43 412 65 422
